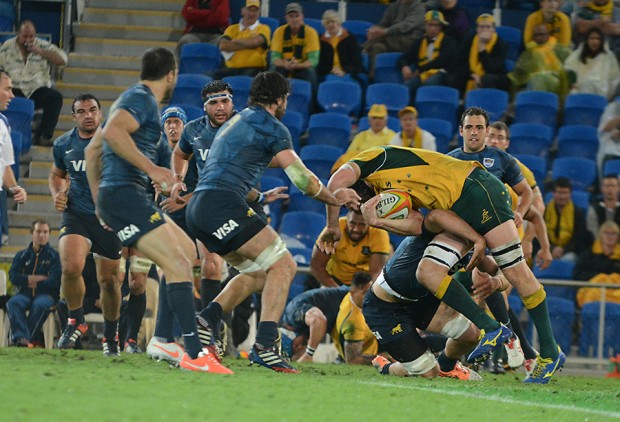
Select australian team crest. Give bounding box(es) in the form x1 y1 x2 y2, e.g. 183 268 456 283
483 157 495 168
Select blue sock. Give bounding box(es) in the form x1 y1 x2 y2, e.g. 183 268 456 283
103 318 118 341
166 282 202 359
255 321 279 349
200 278 221 308
125 292 146 342
68 307 85 324
437 350 457 372
199 301 223 328
154 278 175 342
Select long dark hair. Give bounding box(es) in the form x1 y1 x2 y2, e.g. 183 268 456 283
579 27 606 64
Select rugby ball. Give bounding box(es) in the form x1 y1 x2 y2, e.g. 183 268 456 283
376 189 412 220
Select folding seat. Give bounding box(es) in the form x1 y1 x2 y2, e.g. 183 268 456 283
304 18 324 35
551 157 597 192
602 159 620 177
579 302 620 358
496 26 523 62
464 88 509 122
514 154 547 191
287 246 313 303
10 131 21 180
556 125 599 162
414 85 459 133
417 117 453 153
562 93 607 128
342 20 372 45
357 116 401 133
279 211 326 250
533 260 577 302
288 186 326 214
222 75 252 111
507 123 553 158
260 175 286 229
316 80 361 116
543 191 590 212
259 16 279 36
514 90 559 133
179 43 222 74
307 112 351 150
4 96 34 152
288 78 312 127
365 83 409 117
170 74 213 109
168 104 203 121
300 144 343 181
281 110 304 152
543 296 575 355
373 53 403 84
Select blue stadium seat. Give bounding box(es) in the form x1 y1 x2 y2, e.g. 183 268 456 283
169 104 203 121
579 302 620 358
505 59 515 72
562 93 607 128
514 91 559 133
365 83 409 117
465 88 509 122
300 144 343 181
279 211 326 250
346 2 388 23
179 43 222 74
260 175 286 229
4 96 34 153
357 116 400 133
551 157 597 192
342 19 372 45
262 167 287 183
288 186 326 214
288 78 312 127
170 74 213 109
317 80 362 116
287 245 314 302
259 16 279 36
281 110 304 152
304 18 324 35
507 123 553 158
374 52 403 84
222 75 252 111
544 190 590 212
557 125 599 162
414 86 459 133
508 291 523 316
533 260 576 302
417 117 453 153
496 26 523 62
288 246 313 266
307 112 351 150
514 154 547 192
602 159 620 177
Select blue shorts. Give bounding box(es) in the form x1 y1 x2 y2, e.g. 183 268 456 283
59 211 123 260
98 185 166 247
186 190 266 255
281 300 313 337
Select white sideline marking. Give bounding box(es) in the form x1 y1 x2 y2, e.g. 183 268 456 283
361 381 620 419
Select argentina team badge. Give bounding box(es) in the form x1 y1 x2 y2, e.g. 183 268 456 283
483 158 495 168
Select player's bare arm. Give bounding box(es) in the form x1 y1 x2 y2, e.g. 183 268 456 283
169 144 191 203
511 179 534 228
309 246 339 287
343 341 375 365
84 127 104 206
48 165 69 211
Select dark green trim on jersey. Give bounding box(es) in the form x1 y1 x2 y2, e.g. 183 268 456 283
353 146 430 179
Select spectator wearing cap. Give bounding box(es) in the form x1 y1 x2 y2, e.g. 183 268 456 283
331 104 395 172
397 10 457 102
215 0 271 79
454 14 511 94
363 0 426 78
270 2 320 88
524 0 572 47
176 0 230 57
317 9 364 84
390 106 436 151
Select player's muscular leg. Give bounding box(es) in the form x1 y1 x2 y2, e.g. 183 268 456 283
415 233 471 293
95 256 122 321
198 241 223 280
59 234 90 310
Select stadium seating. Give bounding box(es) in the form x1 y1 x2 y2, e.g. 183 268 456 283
287 246 314 302
222 75 252 111
579 302 620 358
279 211 326 250
533 260 576 302
260 175 286 229
514 91 559 133
507 123 553 158
307 112 352 150
170 74 213 109
414 86 459 133
304 18 324 35
288 78 312 127
373 53 403 84
342 19 372 45
288 186 326 214
316 80 362 116
259 16 279 36
417 117 453 153
602 159 620 177
514 154 547 192
389 232 406 250
496 26 523 62
170 104 203 121
281 110 304 152
357 116 401 133
179 43 222 74
300 144 343 181
562 93 607 128
544 190 591 212
365 83 409 117
464 88 509 122
4 96 34 152
556 125 599 162
551 157 597 192
544 296 576 355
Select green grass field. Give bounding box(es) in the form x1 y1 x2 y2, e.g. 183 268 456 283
1 348 618 421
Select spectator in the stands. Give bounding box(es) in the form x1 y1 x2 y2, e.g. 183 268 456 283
316 9 365 84
427 0 471 43
397 10 457 102
573 0 620 61
564 27 620 100
587 175 620 239
214 0 271 79
597 96 620 174
454 14 511 94
271 2 320 89
363 0 426 78
524 0 572 47
390 106 436 151
544 177 592 263
0 21 67 147
331 104 395 172
176 0 230 56
509 23 571 97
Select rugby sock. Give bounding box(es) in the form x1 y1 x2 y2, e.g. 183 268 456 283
380 363 393 375
200 278 221 308
166 281 202 359
508 307 538 360
154 278 175 342
485 291 511 326
68 307 85 324
103 318 118 341
199 301 224 328
423 333 448 354
255 321 279 349
125 292 146 343
522 288 559 360
437 350 458 373
435 276 500 332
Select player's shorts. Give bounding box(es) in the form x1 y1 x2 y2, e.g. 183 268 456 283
451 167 514 235
98 185 166 247
362 288 440 345
59 211 123 260
281 300 313 337
167 209 194 239
186 189 266 255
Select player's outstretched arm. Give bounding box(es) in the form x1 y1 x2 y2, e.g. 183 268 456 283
360 194 425 235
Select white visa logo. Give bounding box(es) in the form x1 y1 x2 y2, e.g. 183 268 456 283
213 219 239 240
